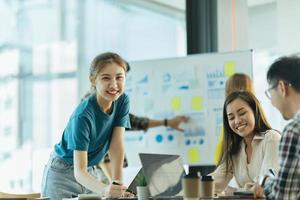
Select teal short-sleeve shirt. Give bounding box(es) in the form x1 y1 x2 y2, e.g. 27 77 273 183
54 93 130 166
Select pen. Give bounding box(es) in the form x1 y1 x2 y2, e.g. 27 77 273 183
268 168 276 176
112 181 122 186
112 181 136 195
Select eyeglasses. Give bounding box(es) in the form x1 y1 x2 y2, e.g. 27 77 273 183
265 84 277 100
265 81 292 100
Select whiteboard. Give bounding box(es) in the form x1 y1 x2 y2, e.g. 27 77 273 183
124 50 253 166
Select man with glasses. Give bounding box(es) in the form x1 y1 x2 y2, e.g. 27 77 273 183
255 56 300 199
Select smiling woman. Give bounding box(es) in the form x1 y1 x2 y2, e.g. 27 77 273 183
0 0 186 193
90 55 127 112
226 98 256 139
211 91 281 195
41 52 131 199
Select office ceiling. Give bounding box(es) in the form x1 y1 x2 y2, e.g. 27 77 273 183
146 0 275 11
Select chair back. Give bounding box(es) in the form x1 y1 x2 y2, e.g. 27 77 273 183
0 192 41 199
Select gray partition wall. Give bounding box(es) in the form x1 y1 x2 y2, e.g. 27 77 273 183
186 0 218 54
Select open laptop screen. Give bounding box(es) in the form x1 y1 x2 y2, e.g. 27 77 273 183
139 153 185 197
127 168 144 195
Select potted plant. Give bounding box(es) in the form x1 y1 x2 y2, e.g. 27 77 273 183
136 173 149 200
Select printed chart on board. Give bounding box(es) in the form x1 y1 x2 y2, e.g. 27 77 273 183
124 50 253 166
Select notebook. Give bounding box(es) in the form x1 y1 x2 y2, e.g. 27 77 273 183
138 153 185 198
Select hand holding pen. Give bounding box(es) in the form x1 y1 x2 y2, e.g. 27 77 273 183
107 181 127 198
112 181 136 197
268 168 277 177
254 168 277 198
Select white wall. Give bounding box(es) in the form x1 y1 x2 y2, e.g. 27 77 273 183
217 0 249 52
277 0 300 54
248 2 277 50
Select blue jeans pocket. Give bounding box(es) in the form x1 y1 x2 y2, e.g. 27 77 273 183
50 157 72 173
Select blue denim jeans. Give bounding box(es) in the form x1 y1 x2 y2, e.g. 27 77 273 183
41 153 97 200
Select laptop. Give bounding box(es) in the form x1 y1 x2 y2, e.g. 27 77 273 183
138 153 185 199
127 168 144 195
106 153 185 200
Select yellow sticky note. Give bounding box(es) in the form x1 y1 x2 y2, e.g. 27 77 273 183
224 61 236 77
188 147 200 164
171 96 181 112
214 126 224 165
192 96 203 111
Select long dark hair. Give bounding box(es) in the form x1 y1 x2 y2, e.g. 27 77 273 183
221 91 271 175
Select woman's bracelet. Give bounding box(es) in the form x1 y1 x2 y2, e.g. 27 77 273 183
164 118 168 126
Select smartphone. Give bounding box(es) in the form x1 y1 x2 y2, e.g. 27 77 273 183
233 191 254 196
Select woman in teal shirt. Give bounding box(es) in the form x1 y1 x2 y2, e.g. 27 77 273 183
41 52 130 199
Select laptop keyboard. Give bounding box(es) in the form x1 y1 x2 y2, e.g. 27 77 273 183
105 196 183 200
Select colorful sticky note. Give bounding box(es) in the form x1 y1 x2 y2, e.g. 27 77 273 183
188 147 200 164
224 61 236 77
192 96 203 111
171 96 181 112
214 126 224 165
155 134 163 143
